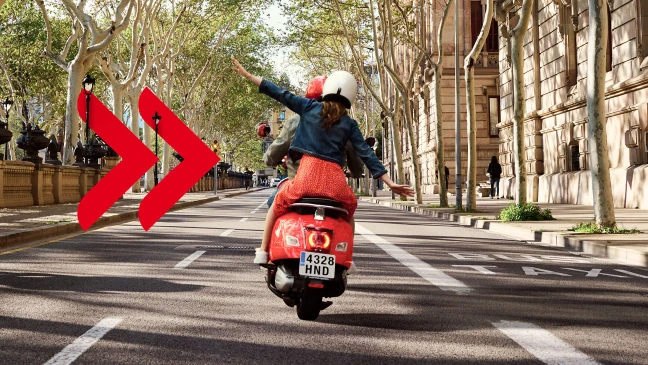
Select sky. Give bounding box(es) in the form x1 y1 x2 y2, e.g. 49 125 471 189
259 1 307 89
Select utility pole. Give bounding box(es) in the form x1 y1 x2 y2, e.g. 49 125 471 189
454 0 463 209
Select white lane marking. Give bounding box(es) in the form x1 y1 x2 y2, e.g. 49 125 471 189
240 217 248 222
452 265 498 275
173 251 206 269
220 229 234 237
562 268 627 278
492 320 601 365
522 267 570 276
615 269 648 278
356 224 472 294
44 317 123 365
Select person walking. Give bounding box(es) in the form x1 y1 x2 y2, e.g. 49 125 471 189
487 156 502 199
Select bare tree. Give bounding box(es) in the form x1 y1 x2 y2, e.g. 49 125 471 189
464 0 493 211
333 0 407 190
586 0 615 227
498 0 534 204
37 0 134 164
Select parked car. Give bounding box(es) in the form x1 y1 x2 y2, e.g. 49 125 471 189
270 178 281 187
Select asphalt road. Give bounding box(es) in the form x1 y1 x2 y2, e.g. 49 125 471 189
0 189 646 364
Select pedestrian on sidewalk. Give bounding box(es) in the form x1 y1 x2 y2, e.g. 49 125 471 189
244 179 250 190
487 156 502 199
435 165 449 190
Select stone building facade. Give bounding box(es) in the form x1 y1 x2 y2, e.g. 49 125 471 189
497 0 648 209
384 0 502 194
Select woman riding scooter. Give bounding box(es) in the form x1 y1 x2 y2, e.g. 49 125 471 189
230 57 415 264
261 75 365 208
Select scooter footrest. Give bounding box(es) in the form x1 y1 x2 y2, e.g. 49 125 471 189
321 301 333 310
259 263 276 269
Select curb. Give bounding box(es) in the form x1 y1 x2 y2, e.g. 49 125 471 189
359 197 648 267
0 188 265 253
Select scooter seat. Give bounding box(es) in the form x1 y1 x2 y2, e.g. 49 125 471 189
294 197 343 208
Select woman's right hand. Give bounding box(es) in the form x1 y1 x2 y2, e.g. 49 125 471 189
231 57 262 86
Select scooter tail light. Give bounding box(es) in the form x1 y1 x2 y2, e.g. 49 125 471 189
306 230 331 253
335 242 348 252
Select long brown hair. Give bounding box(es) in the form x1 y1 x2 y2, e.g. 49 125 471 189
321 101 347 129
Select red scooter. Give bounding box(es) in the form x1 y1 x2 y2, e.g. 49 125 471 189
263 180 354 320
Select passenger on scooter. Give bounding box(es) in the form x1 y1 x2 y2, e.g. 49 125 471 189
230 57 415 264
262 75 365 208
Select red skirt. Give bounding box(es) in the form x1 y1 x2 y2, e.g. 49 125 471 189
272 155 357 217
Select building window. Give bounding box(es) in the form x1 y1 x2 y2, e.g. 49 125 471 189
488 97 500 137
645 132 648 162
638 0 648 68
571 145 580 171
606 5 613 72
471 1 499 52
563 4 578 88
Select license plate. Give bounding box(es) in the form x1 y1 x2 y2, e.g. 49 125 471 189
299 252 335 279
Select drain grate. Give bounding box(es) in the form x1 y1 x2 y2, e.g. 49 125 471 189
195 245 256 251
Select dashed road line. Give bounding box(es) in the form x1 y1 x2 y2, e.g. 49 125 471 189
220 229 234 237
492 320 601 365
173 251 206 269
44 317 123 365
356 224 472 294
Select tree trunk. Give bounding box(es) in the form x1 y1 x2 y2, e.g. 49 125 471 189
509 0 534 205
144 122 154 191
510 36 527 205
112 84 124 122
130 92 141 193
586 0 616 227
62 65 84 165
402 93 423 203
391 96 405 187
465 0 494 211
433 67 448 207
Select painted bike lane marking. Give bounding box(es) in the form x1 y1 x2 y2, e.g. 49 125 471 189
44 317 123 365
220 229 234 237
240 217 248 222
173 251 206 269
356 224 472 294
492 320 601 365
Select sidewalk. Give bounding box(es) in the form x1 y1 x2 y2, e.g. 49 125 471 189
359 191 648 267
0 187 263 252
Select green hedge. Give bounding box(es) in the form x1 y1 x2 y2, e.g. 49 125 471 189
497 203 554 222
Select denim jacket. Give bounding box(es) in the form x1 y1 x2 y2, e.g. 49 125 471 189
259 79 387 178
263 114 365 179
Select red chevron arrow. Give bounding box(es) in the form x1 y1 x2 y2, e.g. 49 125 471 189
77 92 158 230
138 87 220 230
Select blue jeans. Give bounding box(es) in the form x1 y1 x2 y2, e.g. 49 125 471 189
490 177 500 197
267 184 284 207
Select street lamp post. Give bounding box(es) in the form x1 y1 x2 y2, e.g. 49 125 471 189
1 97 13 160
454 0 463 210
82 74 95 145
153 111 162 186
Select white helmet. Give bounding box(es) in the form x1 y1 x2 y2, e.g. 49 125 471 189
322 71 357 109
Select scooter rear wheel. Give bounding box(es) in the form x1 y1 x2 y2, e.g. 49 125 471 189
296 288 322 320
